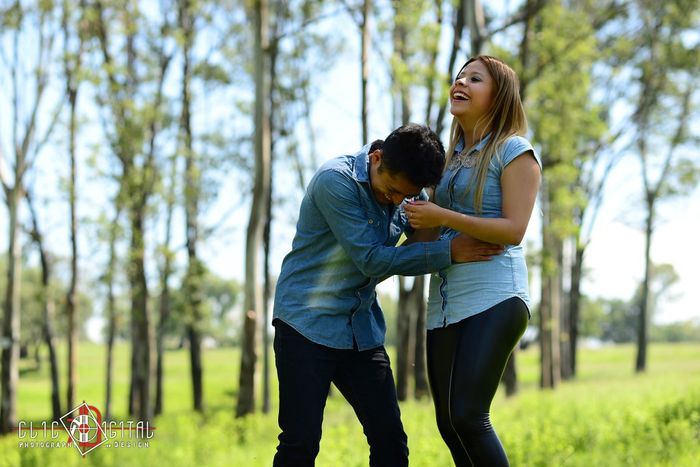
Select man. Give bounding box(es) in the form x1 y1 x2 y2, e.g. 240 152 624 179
272 123 502 466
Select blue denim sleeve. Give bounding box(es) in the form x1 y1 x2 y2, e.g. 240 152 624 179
312 170 451 278
501 136 542 170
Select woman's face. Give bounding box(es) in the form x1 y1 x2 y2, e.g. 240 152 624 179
449 59 495 123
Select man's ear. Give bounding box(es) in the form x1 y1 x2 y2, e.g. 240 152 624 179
369 149 383 164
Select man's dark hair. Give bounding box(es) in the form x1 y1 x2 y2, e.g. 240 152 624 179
379 123 445 187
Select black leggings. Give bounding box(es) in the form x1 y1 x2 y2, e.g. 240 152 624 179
426 297 529 467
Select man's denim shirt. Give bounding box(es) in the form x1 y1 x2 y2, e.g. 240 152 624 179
273 145 452 351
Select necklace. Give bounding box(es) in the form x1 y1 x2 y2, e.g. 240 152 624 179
448 148 479 170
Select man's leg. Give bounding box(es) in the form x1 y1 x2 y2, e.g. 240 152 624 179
332 346 409 467
273 320 336 467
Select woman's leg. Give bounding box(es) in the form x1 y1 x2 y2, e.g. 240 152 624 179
448 297 529 466
427 324 472 466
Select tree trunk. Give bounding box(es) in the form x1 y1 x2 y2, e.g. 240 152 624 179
27 192 62 421
559 242 572 380
360 0 371 144
395 277 415 401
636 195 654 372
128 206 154 422
568 243 584 377
155 153 176 416
436 0 466 135
105 207 119 421
66 83 79 414
413 275 429 399
0 187 21 434
237 0 271 417
502 351 518 397
179 0 204 413
539 180 560 389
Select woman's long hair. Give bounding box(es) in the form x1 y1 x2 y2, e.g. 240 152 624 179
444 55 527 213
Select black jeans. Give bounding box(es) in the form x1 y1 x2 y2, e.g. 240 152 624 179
426 297 529 467
272 319 408 467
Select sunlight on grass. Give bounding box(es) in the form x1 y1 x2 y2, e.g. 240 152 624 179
1 342 698 466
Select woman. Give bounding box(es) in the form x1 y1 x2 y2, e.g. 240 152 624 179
404 55 541 466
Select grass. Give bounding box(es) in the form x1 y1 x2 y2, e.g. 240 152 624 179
1 342 699 466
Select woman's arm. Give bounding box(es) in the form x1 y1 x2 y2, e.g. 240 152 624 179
404 152 541 245
401 227 440 246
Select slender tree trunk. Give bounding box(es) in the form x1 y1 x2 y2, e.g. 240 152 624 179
360 0 371 143
502 351 518 396
128 206 154 421
27 193 62 421
262 175 273 414
396 278 415 401
0 187 21 434
104 206 120 421
636 195 654 372
568 244 584 376
179 0 204 412
559 241 572 380
237 0 271 417
155 156 176 416
413 276 429 398
539 180 560 389
66 82 79 414
436 0 466 135
466 0 485 55
424 0 443 127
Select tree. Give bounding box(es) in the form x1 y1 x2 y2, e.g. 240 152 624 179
88 0 175 421
61 0 86 413
0 0 63 433
26 191 61 421
626 0 700 372
237 0 272 417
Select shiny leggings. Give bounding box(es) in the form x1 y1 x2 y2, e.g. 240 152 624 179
426 297 529 467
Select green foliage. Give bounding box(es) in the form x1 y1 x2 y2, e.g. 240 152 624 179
1 343 698 466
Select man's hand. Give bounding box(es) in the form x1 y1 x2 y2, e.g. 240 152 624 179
450 234 503 263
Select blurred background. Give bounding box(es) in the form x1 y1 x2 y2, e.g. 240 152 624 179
0 0 699 465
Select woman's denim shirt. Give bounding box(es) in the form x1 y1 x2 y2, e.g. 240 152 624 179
273 145 452 350
427 135 541 329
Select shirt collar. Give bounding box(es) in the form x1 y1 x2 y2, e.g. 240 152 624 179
353 143 372 183
455 133 491 154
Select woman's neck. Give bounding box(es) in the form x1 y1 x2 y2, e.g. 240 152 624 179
459 118 489 148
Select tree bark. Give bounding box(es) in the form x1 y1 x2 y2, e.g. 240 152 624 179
360 0 371 144
237 0 271 417
26 193 62 421
66 67 80 415
636 195 653 372
0 186 21 434
539 180 560 389
413 275 429 398
104 204 121 421
568 244 584 376
436 0 466 136
396 277 416 401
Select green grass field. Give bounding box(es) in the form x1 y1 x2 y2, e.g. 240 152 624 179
1 342 698 466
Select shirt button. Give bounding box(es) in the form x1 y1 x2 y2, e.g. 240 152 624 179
368 219 374 224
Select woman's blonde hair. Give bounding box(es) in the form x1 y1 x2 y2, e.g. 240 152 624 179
444 55 527 213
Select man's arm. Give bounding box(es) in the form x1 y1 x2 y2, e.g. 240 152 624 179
312 170 451 278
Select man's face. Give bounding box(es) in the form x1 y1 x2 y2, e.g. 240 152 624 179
369 150 422 206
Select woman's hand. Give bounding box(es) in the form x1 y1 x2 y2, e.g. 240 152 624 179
403 200 448 229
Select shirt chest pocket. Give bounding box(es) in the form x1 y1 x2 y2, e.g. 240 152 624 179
366 210 389 244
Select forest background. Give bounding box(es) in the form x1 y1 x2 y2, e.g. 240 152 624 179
0 0 699 465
